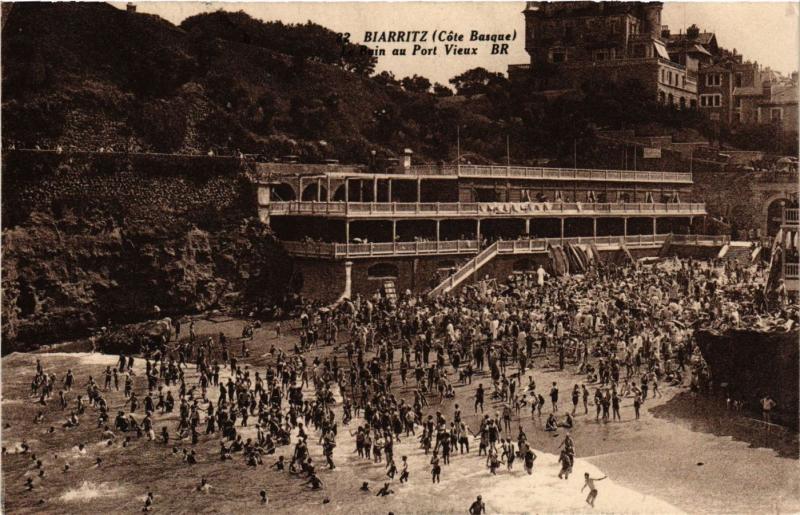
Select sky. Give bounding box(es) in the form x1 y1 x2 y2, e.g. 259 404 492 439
116 1 800 85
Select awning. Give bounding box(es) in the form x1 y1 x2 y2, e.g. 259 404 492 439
654 41 671 60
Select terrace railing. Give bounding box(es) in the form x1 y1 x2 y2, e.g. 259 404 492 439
281 240 480 259
671 234 731 246
281 234 694 260
406 164 692 183
267 201 706 218
783 208 799 225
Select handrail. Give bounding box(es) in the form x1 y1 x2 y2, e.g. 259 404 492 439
428 242 500 297
281 234 728 259
784 262 799 279
405 164 692 183
268 201 707 217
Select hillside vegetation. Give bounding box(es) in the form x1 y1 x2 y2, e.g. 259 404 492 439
2 2 716 164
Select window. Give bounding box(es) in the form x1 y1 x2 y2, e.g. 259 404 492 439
668 93 674 106
549 48 566 63
679 97 686 109
593 50 606 61
700 94 722 107
705 73 722 87
659 91 666 104
771 108 783 121
661 69 666 82
668 71 672 84
682 75 686 87
735 73 743 88
690 99 697 109
734 97 742 108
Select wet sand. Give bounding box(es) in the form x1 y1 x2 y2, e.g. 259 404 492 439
9 315 798 513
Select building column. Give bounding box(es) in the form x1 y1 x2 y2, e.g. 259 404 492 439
345 221 350 243
652 217 657 236
476 219 481 242
416 178 422 203
524 219 530 235
326 176 331 201
298 176 304 201
373 176 378 202
560 218 565 239
435 220 441 241
624 217 628 237
387 179 392 203
593 217 597 238
344 178 349 203
359 180 364 202
392 220 397 242
342 261 353 300
317 178 322 201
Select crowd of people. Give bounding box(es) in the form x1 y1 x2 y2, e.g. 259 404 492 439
11 254 797 511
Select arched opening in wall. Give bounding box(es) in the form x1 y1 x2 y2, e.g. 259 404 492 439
272 183 296 201
513 258 535 272
301 183 327 201
367 263 399 279
767 198 789 237
332 185 346 201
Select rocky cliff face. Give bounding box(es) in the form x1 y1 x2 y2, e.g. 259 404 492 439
1 153 293 352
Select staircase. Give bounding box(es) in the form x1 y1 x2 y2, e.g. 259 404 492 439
382 279 397 302
719 241 755 265
428 242 499 297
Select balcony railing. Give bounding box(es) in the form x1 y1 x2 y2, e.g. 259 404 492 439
785 262 799 279
783 208 799 225
405 164 692 183
282 240 480 259
279 234 721 259
671 234 731 246
266 201 706 218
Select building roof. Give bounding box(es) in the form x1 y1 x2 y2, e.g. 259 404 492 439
666 32 718 57
733 86 762 96
688 44 712 57
767 83 798 104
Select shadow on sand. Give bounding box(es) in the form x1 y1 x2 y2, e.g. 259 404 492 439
649 391 799 459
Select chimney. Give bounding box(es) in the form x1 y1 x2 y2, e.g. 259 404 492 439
403 149 413 170
762 80 772 100
126 2 136 13
660 25 670 38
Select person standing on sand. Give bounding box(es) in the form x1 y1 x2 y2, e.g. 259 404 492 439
582 473 606 508
469 495 486 514
550 382 559 412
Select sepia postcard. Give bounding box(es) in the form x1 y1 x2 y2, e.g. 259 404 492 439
1 1 798 513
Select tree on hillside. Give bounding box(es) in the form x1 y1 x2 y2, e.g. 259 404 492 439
181 13 376 77
401 75 432 93
373 71 401 88
449 67 508 97
433 83 453 97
